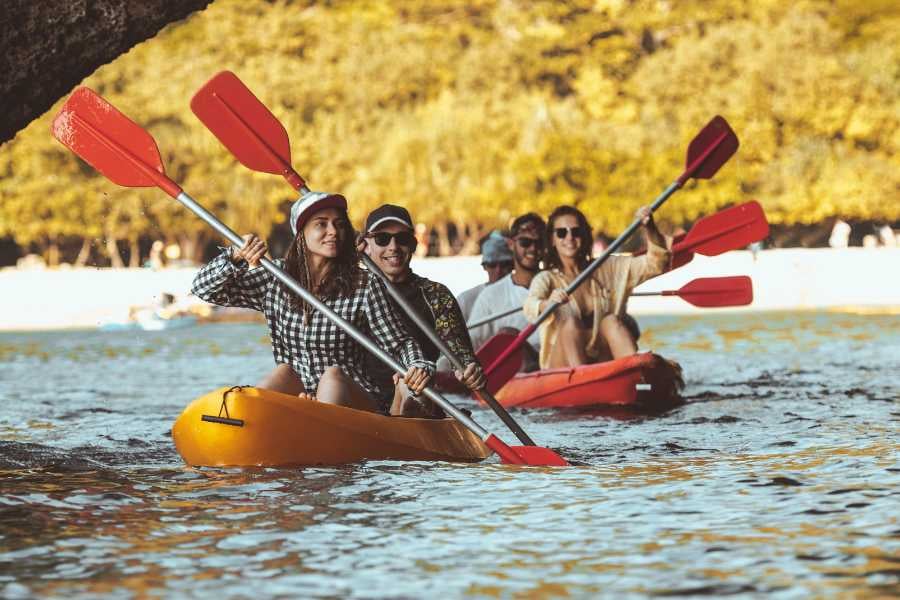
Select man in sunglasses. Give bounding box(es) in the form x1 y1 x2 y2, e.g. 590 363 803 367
468 213 546 371
361 204 486 417
456 231 514 321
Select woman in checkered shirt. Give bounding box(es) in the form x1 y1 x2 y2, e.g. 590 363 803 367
191 191 434 415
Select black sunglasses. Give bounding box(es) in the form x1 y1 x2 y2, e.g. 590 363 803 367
369 231 417 248
515 236 543 249
554 226 585 239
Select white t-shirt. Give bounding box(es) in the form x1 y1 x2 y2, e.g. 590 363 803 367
456 282 486 322
467 273 540 353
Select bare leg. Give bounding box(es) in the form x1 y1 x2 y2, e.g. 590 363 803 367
257 363 306 395
315 365 383 414
546 316 591 368
600 314 639 359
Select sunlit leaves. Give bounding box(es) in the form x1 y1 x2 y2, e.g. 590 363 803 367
0 0 897 264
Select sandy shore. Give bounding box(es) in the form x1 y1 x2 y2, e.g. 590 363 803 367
1 248 898 331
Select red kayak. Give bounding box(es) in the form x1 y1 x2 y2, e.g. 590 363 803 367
436 353 683 410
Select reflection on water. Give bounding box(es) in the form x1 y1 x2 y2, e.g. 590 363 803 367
1 314 898 597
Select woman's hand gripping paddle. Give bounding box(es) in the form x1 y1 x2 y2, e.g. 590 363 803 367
480 115 740 389
631 276 754 308
50 86 568 467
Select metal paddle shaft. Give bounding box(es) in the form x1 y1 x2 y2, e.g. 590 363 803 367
361 255 537 446
484 115 739 378
50 86 569 467
467 306 521 330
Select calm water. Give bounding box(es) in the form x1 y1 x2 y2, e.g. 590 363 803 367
1 313 898 598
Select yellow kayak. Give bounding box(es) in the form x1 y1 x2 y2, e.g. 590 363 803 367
172 386 491 467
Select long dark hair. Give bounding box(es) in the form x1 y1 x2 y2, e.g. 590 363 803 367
283 207 361 314
544 205 593 271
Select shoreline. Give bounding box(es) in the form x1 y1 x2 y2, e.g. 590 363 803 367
1 248 899 332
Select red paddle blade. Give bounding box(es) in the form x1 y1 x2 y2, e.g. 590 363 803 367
476 333 523 394
677 276 753 308
51 88 178 195
679 115 739 185
677 200 769 257
191 71 305 188
509 446 570 467
484 435 569 466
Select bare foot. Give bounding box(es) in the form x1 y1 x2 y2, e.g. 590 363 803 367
399 396 427 417
297 392 316 402
398 396 446 419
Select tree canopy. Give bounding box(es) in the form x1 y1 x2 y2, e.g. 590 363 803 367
1 0 897 265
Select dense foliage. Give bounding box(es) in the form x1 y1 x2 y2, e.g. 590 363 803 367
1 0 898 265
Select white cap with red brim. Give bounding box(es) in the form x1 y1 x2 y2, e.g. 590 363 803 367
290 190 348 236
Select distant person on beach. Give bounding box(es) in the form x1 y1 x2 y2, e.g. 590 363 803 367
468 213 547 372
413 223 429 258
145 240 165 270
829 220 851 249
456 231 514 321
191 190 433 416
360 204 485 417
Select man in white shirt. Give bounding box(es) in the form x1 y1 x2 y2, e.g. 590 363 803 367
456 231 514 320
468 213 546 371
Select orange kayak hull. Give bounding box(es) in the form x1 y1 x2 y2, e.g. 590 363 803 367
495 353 659 409
172 386 491 467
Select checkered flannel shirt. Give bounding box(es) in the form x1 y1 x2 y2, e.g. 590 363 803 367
191 248 434 411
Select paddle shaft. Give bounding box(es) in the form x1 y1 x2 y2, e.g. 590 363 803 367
169 190 527 465
361 256 536 446
467 306 521 329
632 290 686 297
484 181 679 376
